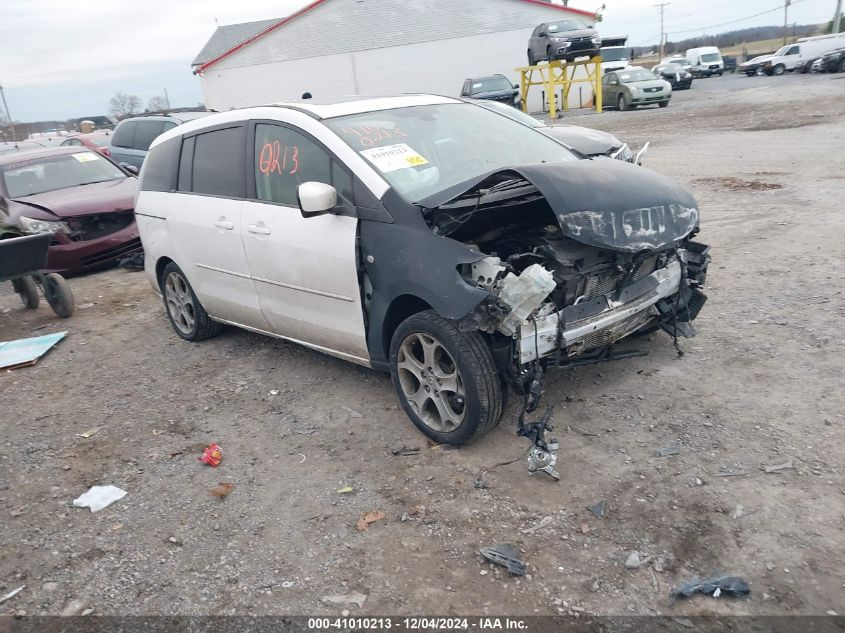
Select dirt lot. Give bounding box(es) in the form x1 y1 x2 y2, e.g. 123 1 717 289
1 72 844 618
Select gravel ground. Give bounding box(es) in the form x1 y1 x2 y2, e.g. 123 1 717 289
1 72 844 618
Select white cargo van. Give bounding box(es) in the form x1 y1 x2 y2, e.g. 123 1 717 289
762 32 845 75
685 47 724 77
600 35 630 74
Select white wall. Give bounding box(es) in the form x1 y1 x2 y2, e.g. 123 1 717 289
200 27 596 114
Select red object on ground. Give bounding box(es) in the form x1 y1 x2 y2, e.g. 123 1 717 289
200 443 223 467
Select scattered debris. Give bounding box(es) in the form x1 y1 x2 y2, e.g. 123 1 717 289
654 557 666 573
72 485 127 513
657 445 681 457
321 591 368 608
76 428 99 438
587 500 607 519
695 176 783 191
199 443 223 468
732 504 744 519
521 515 553 534
763 460 793 473
625 551 651 569
336 486 354 495
210 482 235 499
408 504 426 519
670 574 751 601
650 569 660 593
340 406 363 418
0 585 25 605
479 543 526 576
391 445 420 456
268 389 279 396
117 252 145 271
355 510 385 531
580 523 591 534
298 453 307 464
572 425 599 437
0 331 67 370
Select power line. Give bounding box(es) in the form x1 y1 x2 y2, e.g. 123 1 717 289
666 0 804 35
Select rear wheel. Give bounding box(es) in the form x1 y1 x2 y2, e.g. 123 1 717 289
161 262 222 341
43 273 74 318
389 310 502 445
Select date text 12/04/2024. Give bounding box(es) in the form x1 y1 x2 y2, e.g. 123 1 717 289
307 617 529 630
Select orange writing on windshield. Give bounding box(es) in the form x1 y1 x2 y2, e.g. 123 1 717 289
340 125 407 148
259 141 299 175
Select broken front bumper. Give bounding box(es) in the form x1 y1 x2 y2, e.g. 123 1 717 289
517 259 682 364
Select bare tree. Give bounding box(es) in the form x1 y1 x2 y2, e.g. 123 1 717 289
109 92 142 118
146 95 169 112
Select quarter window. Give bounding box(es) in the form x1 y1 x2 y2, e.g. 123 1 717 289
190 126 246 197
111 121 137 148
253 124 352 207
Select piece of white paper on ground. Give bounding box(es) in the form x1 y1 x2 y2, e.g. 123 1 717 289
0 331 66 370
73 485 127 512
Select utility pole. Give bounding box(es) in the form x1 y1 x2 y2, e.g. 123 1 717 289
656 2 670 59
0 83 15 142
783 0 791 46
834 0 842 34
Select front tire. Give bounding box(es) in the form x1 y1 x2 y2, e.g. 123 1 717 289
160 262 221 341
773 64 785 76
43 273 74 318
618 94 628 111
528 50 536 66
389 310 502 445
839 59 845 73
658 100 669 108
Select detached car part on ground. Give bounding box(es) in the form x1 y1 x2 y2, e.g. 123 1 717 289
468 99 649 165
0 147 141 274
135 95 710 469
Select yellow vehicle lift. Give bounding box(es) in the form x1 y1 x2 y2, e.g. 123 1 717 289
516 56 602 118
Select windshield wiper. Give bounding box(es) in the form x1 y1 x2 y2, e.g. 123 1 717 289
79 179 119 186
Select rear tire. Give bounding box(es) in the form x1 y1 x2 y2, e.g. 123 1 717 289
16 276 40 309
160 262 222 341
389 310 502 445
43 273 75 318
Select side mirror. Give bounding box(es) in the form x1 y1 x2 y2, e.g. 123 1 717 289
297 181 337 218
120 162 139 176
539 31 547 37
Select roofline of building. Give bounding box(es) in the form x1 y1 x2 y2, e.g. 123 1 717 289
193 0 597 73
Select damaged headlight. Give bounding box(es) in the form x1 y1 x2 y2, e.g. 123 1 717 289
18 216 70 235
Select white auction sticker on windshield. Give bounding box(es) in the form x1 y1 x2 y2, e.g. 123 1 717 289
360 143 429 173
72 153 99 162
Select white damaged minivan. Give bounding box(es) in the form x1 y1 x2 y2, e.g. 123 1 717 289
135 95 710 455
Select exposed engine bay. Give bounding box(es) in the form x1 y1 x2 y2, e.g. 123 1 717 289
419 162 712 478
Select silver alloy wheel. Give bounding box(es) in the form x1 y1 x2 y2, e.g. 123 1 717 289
164 271 195 335
397 332 466 432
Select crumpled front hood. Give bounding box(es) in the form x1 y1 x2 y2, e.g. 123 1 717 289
418 159 699 253
541 125 622 156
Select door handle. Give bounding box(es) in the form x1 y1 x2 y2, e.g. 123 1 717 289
213 220 234 230
247 224 272 235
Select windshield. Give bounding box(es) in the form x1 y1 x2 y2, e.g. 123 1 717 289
701 53 721 62
325 103 577 202
774 46 789 56
600 47 628 62
1 151 125 198
473 100 544 128
618 69 657 83
469 76 513 94
548 18 591 33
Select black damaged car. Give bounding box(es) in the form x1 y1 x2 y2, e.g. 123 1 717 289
652 63 694 89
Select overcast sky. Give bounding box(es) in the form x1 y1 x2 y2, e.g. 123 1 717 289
0 0 833 122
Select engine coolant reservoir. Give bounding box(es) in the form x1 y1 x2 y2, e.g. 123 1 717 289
497 264 556 336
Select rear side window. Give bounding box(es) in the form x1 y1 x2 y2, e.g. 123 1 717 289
111 121 137 148
140 136 181 192
253 123 352 206
190 126 245 198
134 121 177 152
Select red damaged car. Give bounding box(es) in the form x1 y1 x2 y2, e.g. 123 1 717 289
0 147 141 274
